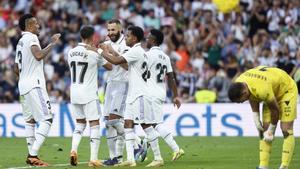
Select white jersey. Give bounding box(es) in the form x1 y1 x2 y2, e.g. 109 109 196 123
68 43 107 104
15 31 46 95
147 46 173 101
122 43 149 103
105 34 129 82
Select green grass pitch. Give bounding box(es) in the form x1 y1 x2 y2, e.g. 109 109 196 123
0 137 299 169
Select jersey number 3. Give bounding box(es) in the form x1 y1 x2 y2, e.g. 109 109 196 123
70 61 88 83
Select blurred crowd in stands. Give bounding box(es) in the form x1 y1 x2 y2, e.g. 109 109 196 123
0 0 300 103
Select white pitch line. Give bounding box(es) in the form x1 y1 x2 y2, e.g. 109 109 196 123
5 162 88 169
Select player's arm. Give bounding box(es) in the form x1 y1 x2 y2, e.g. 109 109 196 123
249 98 263 132
266 98 280 125
103 62 113 70
31 34 61 61
167 72 181 108
13 63 19 77
261 98 280 142
120 63 128 70
99 44 127 65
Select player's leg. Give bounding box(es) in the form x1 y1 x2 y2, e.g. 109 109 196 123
116 99 139 167
141 96 163 167
104 115 124 166
278 90 297 169
154 123 184 161
103 83 117 160
109 82 127 163
105 118 117 160
258 104 272 169
26 88 53 166
152 99 184 161
111 116 125 162
279 121 294 169
86 100 102 167
21 95 36 154
70 104 86 166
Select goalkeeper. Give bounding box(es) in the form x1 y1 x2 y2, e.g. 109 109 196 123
228 66 297 169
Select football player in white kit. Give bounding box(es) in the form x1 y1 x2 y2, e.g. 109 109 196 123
142 29 184 161
103 19 144 166
14 14 60 166
96 26 163 167
68 26 112 167
102 19 129 165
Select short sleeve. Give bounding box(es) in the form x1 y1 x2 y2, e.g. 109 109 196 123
122 48 139 64
29 35 41 48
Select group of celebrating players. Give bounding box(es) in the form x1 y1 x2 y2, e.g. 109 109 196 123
15 13 184 167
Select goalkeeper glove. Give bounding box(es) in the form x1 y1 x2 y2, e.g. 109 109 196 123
263 124 276 142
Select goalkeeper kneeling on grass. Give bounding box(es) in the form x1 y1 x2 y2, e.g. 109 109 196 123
228 66 297 169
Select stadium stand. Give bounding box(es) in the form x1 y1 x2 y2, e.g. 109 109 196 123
0 0 299 103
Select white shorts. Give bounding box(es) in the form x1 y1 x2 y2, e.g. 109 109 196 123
103 81 128 117
22 87 53 122
124 96 155 124
71 100 101 121
151 98 164 124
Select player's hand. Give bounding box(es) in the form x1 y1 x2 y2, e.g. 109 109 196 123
263 124 276 142
263 130 274 142
253 112 263 131
51 33 61 44
173 97 181 109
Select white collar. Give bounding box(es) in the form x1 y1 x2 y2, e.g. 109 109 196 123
22 31 35 36
150 46 161 51
132 43 141 48
78 42 87 46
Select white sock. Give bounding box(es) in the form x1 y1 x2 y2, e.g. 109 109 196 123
134 133 141 149
71 123 86 152
30 120 52 156
155 124 179 152
25 123 35 153
106 123 117 159
90 125 101 161
125 128 135 162
144 126 162 161
114 120 125 158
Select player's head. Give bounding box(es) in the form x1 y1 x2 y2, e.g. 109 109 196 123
146 29 164 48
107 19 122 42
19 14 40 35
228 82 250 103
80 25 95 43
125 26 144 47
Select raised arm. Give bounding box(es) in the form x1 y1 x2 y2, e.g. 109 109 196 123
31 33 60 61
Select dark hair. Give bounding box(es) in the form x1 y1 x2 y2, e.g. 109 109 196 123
127 26 144 42
80 25 95 40
227 82 245 102
150 29 164 45
19 14 34 31
108 19 121 25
